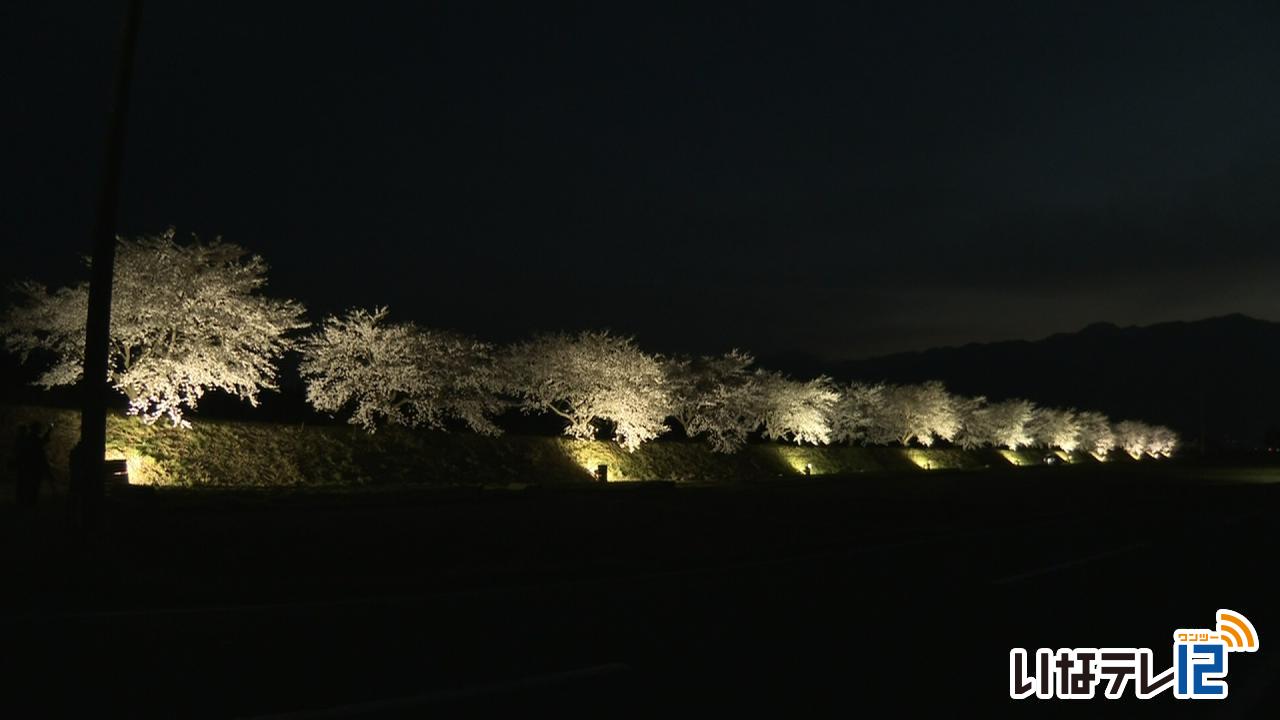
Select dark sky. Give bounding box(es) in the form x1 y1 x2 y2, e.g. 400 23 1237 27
4 1 1280 359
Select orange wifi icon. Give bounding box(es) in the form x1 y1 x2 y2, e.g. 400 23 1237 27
1217 610 1259 652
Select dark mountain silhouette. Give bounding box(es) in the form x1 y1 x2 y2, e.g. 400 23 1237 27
826 314 1280 450
751 349 830 383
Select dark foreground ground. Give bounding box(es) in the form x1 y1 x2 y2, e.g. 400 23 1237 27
2 463 1278 717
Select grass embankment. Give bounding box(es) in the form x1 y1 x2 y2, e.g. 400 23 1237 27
0 404 1090 488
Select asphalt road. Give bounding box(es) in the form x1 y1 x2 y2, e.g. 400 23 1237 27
2 466 1277 717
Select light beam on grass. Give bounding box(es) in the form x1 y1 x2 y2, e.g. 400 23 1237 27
105 446 168 485
775 447 824 475
904 448 938 470
998 449 1028 466
560 440 640 482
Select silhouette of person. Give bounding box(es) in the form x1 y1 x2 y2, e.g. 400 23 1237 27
11 423 32 504
12 422 54 507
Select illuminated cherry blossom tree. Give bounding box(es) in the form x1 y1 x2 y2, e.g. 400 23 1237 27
867 381 960 447
1113 420 1152 458
950 394 989 449
1028 406 1080 452
1075 411 1115 458
830 382 886 445
2 229 307 426
947 394 1036 450
501 331 670 451
977 398 1037 449
665 350 761 453
666 357 839 450
754 372 840 446
299 307 504 434
1146 425 1178 457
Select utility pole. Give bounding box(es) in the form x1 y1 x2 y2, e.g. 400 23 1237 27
76 0 142 528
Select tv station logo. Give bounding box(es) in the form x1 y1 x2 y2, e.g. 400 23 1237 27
1010 609 1259 700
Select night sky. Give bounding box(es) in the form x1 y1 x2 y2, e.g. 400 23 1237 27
4 1 1280 359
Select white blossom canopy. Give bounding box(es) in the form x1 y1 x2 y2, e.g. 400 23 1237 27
829 381 886 446
866 381 960 447
1146 425 1179 457
2 229 308 426
754 372 840 446
1113 420 1152 458
1075 410 1116 457
1113 419 1178 458
980 399 1039 450
299 307 505 434
501 331 670 451
665 350 761 453
1028 406 1081 452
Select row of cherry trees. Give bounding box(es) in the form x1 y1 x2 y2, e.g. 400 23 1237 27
2 232 1178 457
301 308 1178 457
